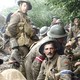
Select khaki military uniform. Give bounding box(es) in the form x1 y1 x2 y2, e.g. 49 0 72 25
25 47 45 80
25 43 40 80
71 46 80 75
64 45 80 78
72 46 80 59
37 54 71 80
67 25 80 50
68 25 80 41
6 10 35 47
5 10 35 75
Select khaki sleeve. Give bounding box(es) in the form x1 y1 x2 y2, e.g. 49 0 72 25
72 47 80 60
67 27 73 41
37 61 45 80
24 21 35 38
5 13 20 37
57 55 72 80
57 55 71 71
73 52 80 60
24 46 38 80
31 53 45 80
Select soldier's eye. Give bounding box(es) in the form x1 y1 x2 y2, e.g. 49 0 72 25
44 48 48 50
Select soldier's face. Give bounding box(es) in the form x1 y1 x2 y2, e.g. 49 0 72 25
43 43 56 59
51 18 57 24
74 18 80 26
20 2 28 13
56 19 61 24
57 37 67 45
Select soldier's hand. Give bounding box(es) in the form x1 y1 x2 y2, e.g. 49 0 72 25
74 62 80 66
50 69 56 79
65 41 73 47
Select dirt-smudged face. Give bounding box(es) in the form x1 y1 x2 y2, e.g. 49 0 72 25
20 2 28 13
74 18 80 26
43 43 56 59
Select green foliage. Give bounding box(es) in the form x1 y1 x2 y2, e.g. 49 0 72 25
1 6 18 17
28 0 68 27
28 0 52 27
47 0 80 22
1 0 80 27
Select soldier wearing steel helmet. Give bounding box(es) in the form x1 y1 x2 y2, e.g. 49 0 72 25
39 26 50 40
17 0 32 10
50 16 59 26
37 37 71 80
50 16 63 27
47 24 67 55
4 0 36 76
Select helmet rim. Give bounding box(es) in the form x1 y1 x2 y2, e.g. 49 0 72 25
18 0 32 10
47 31 67 38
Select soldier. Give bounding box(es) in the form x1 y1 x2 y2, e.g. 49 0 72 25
71 33 80 78
65 17 80 57
39 26 49 40
37 38 72 80
47 24 67 55
4 0 36 76
32 25 39 41
50 16 59 26
24 24 67 80
50 16 63 27
68 16 80 42
64 33 80 79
